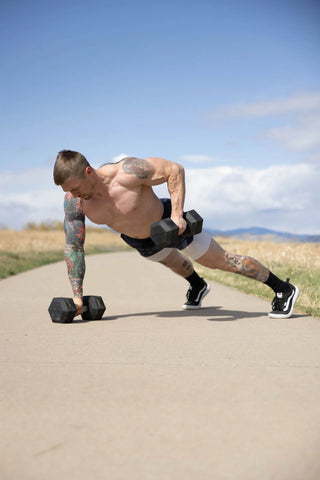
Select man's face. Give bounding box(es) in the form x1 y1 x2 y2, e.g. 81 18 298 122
61 172 94 200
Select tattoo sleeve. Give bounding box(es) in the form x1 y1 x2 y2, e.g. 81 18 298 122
225 253 269 283
121 157 150 179
63 192 86 298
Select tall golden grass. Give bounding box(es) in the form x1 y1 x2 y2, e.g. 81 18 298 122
0 229 319 317
0 228 125 253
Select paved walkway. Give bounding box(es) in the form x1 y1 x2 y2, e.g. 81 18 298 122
1 252 320 480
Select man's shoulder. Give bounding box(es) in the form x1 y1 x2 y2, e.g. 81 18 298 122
98 156 134 168
97 160 125 176
98 157 146 181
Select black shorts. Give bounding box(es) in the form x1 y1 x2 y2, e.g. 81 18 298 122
120 198 193 257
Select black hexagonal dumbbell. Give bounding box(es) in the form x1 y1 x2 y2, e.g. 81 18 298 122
150 210 203 247
48 295 106 323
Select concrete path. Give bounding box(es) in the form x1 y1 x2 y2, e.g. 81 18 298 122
1 251 320 480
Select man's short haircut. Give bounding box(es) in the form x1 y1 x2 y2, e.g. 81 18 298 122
53 150 90 185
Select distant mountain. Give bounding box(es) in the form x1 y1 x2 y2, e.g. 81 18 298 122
206 226 320 243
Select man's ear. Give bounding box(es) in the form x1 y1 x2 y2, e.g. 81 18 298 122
85 166 92 176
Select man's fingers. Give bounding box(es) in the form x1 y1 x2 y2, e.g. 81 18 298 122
171 216 187 235
73 298 84 316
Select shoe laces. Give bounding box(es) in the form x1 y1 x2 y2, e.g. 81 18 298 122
272 293 286 310
186 286 193 301
272 278 291 310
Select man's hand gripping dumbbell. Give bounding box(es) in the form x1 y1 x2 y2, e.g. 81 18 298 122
48 295 106 323
150 210 203 247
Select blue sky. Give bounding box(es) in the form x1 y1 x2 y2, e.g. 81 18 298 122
1 0 320 233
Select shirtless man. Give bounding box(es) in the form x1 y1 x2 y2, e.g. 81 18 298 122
53 150 300 319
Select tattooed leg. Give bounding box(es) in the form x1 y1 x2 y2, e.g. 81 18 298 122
195 238 270 283
159 249 194 278
224 253 269 282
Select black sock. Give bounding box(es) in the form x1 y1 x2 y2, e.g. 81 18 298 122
264 272 290 293
186 271 204 288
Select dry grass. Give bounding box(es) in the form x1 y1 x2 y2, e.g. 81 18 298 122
0 228 127 279
0 228 125 253
211 237 320 271
1 229 319 317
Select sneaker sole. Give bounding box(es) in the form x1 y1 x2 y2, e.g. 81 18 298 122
182 284 211 310
268 285 300 319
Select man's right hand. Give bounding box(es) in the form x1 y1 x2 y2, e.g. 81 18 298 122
171 215 187 235
73 297 84 316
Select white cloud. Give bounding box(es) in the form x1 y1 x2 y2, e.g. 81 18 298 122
183 163 320 234
179 154 218 164
112 153 128 162
207 92 320 158
0 166 64 229
1 162 319 234
210 92 320 120
265 114 320 153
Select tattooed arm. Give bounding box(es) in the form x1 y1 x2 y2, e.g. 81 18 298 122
63 193 86 303
121 156 186 233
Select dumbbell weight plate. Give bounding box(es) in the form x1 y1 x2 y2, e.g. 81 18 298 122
82 296 106 320
150 218 179 247
183 210 203 236
48 297 77 323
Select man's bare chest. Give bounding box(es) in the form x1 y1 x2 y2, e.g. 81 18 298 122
82 187 142 226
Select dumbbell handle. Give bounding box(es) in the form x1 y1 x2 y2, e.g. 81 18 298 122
68 303 88 318
73 303 88 314
170 210 203 237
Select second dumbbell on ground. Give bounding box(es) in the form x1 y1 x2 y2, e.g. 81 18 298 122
150 210 203 247
48 295 106 323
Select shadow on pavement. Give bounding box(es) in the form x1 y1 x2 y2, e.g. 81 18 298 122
73 306 269 323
